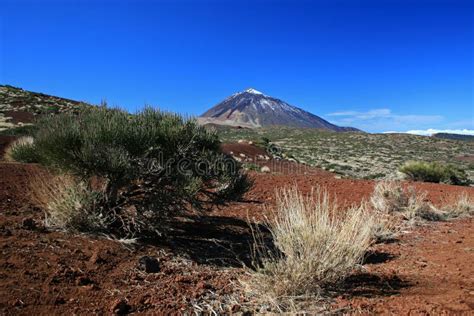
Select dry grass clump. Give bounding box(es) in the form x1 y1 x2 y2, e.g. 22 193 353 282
241 187 375 311
441 193 474 219
29 173 108 232
371 181 474 226
403 190 446 221
4 136 35 162
370 181 446 223
370 210 401 243
370 181 408 214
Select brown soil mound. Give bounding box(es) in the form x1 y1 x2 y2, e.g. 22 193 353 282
0 161 473 314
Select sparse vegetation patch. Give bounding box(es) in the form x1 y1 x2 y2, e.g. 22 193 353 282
216 126 474 182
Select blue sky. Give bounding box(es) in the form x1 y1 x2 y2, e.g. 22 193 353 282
1 0 473 134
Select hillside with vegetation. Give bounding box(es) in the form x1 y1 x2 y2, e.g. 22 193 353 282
216 126 474 183
0 85 86 131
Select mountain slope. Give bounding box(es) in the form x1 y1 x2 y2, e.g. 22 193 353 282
0 85 85 131
200 88 359 131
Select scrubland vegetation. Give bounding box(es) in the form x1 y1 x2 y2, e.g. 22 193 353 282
217 126 474 183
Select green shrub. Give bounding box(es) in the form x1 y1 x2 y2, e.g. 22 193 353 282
14 106 251 236
400 161 469 185
0 124 37 137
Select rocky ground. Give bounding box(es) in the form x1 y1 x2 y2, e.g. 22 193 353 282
0 138 473 314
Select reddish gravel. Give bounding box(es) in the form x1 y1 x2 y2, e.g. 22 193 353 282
334 218 474 314
0 143 473 314
0 163 243 315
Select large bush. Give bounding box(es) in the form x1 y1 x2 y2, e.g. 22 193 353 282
13 106 251 236
399 161 469 186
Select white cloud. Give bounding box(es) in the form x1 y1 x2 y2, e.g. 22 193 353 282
326 108 444 131
328 108 391 119
403 129 474 136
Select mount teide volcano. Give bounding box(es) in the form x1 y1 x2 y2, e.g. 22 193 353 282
199 88 359 131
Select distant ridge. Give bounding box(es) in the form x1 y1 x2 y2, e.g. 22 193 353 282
432 133 474 142
199 88 359 131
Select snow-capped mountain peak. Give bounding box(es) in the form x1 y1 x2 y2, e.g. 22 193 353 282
244 88 264 95
199 89 359 131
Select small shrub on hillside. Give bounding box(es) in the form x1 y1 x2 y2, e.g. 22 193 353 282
242 187 375 310
371 181 474 226
400 161 469 186
6 136 40 162
13 106 250 236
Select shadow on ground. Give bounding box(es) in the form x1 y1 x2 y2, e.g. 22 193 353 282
141 211 410 300
335 273 411 298
143 215 268 267
363 250 397 264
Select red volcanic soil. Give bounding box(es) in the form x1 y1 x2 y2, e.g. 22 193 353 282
456 154 474 163
3 111 35 124
334 218 474 314
221 142 268 157
0 144 473 314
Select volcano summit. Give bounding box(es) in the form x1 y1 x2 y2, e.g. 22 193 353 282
199 88 358 131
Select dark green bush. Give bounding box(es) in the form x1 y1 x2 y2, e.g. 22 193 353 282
400 161 469 186
13 106 251 236
0 125 37 137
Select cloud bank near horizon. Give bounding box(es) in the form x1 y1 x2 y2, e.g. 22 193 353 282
400 129 474 136
326 108 444 132
326 108 474 135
